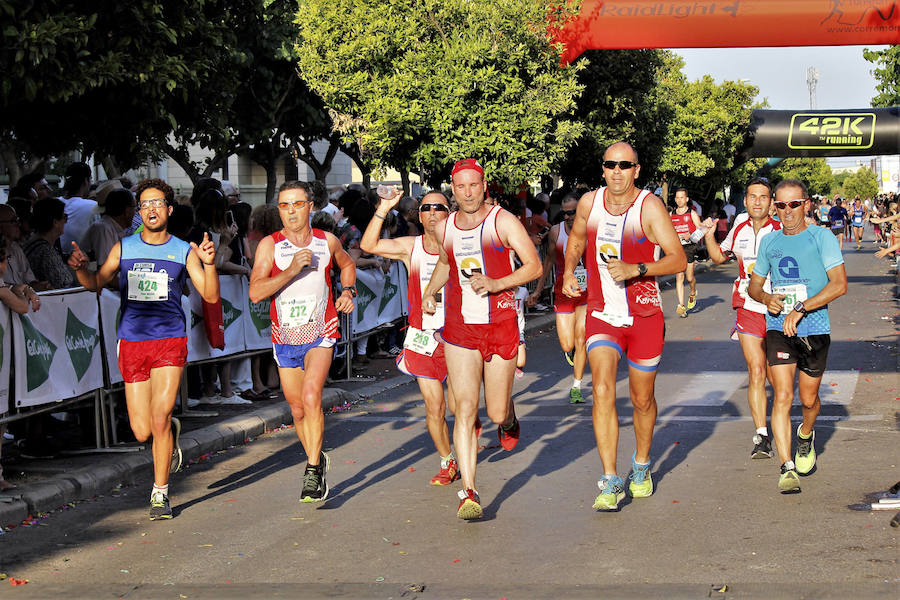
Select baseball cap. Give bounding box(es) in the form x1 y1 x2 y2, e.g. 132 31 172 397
451 158 484 178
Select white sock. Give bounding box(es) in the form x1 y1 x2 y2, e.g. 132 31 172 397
572 378 581 389
151 484 169 499
441 452 455 466
783 460 796 471
756 426 768 437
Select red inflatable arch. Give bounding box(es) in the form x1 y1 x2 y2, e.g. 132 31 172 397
553 0 899 64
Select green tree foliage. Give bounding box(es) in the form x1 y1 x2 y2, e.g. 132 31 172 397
557 49 676 188
0 0 232 175
840 167 879 199
658 75 760 202
863 45 900 107
295 0 584 188
770 158 834 197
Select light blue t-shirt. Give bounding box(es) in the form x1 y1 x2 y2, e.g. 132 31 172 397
754 226 843 336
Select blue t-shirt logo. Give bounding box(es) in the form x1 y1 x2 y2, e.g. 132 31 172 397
778 256 800 279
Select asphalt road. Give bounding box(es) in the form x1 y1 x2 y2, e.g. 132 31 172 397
0 242 897 599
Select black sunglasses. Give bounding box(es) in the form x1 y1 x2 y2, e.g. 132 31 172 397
419 203 449 213
774 200 805 210
561 209 577 216
602 160 637 170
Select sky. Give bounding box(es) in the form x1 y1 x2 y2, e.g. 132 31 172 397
676 45 892 168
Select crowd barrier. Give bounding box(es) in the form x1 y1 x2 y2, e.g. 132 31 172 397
0 267 409 448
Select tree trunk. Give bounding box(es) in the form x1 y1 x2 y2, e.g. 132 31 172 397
100 155 121 179
400 170 410 196
1 147 22 185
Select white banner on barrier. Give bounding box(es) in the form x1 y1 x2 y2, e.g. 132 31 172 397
12 290 103 408
184 275 247 361
99 288 123 385
241 277 272 351
0 307 10 414
351 262 408 338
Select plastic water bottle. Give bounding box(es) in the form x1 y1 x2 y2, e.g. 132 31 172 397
376 185 394 199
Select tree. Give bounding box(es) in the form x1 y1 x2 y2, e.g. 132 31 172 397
841 167 879 199
0 0 233 179
770 158 834 197
657 75 760 204
863 45 900 107
295 0 584 189
557 49 676 188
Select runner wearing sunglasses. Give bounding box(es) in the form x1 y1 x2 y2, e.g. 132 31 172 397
528 193 589 404
561 142 686 511
748 179 847 494
360 190 464 487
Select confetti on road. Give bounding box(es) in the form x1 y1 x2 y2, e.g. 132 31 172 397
452 559 461 563
408 467 416 472
375 577 385 582
8 578 28 586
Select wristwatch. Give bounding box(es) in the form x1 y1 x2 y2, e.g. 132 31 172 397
793 301 808 315
341 285 357 298
637 262 648 277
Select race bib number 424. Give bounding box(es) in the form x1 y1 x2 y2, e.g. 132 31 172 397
127 270 168 301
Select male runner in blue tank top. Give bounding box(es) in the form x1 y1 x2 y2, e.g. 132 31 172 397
69 178 220 520
748 179 847 494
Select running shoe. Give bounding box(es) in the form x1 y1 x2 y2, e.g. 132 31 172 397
300 451 330 503
778 464 801 493
593 475 625 510
676 304 687 318
687 290 697 310
564 349 575 366
750 433 774 459
569 387 585 404
474 416 482 440
498 415 520 451
430 458 460 486
628 452 653 498
149 492 172 520
216 393 252 405
794 426 816 475
170 417 182 473
456 488 482 520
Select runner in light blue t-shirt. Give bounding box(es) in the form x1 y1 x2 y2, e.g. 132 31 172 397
748 179 847 495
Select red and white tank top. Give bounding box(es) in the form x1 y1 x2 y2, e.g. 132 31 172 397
443 204 516 325
407 236 444 331
585 188 661 324
670 210 697 243
719 213 781 313
554 223 587 295
268 229 339 344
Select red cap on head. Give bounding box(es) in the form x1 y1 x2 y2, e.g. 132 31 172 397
451 158 484 178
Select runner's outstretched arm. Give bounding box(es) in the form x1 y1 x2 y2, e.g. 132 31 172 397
68 240 121 291
186 232 220 303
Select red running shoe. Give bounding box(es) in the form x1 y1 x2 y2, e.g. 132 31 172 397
456 488 482 520
430 458 460 486
497 416 520 451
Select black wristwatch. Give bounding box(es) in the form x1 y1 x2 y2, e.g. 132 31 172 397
341 285 357 298
793 301 808 315
637 262 648 277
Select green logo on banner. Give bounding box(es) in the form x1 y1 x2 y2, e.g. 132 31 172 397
65 308 99 381
21 316 57 392
249 299 271 333
378 273 398 314
191 310 202 329
356 280 375 324
222 297 241 329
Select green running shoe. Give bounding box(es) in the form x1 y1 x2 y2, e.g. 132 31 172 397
593 475 625 510
794 426 816 475
569 387 585 404
778 464 801 494
628 452 653 498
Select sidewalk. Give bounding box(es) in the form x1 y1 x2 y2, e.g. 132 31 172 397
0 311 559 529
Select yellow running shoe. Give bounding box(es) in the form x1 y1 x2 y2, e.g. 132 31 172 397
457 488 482 520
676 304 687 318
593 475 625 510
687 290 697 310
794 426 816 475
778 464 801 493
628 453 653 498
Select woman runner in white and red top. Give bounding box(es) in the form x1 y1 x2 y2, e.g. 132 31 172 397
703 177 781 461
249 181 356 504
360 188 463 487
